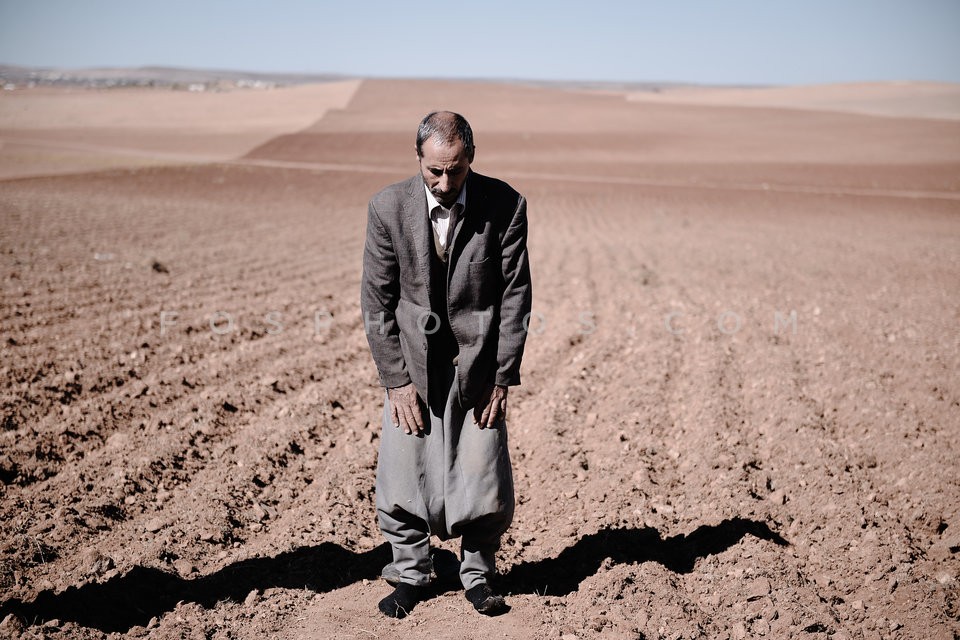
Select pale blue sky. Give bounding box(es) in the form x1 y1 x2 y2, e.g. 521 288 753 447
1 0 958 85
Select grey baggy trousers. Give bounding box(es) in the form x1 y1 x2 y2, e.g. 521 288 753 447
375 361 515 590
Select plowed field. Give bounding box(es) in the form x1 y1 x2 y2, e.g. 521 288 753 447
1 79 958 639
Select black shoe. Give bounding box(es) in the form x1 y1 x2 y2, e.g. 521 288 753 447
378 582 426 619
465 583 508 616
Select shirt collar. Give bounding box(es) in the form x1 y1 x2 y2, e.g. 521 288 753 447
424 182 467 216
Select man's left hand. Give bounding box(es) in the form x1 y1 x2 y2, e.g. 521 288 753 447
473 384 508 429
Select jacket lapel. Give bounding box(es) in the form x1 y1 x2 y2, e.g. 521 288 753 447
402 176 433 299
448 170 481 269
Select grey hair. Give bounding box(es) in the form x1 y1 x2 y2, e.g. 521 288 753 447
416 111 475 157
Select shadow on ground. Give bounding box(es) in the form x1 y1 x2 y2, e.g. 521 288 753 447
1 542 392 633
502 517 789 597
0 517 787 632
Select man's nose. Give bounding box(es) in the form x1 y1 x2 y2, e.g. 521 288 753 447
438 174 450 191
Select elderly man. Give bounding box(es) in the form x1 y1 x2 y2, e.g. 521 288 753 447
361 111 532 618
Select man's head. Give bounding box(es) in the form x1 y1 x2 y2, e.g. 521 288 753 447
416 111 475 208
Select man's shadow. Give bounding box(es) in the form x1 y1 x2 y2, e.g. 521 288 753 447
0 517 788 633
501 517 788 597
0 542 392 633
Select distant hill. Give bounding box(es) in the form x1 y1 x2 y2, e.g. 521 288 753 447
626 81 960 120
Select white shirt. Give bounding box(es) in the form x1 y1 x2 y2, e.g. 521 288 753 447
424 183 466 249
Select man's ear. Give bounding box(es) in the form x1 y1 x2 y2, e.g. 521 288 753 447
467 147 475 164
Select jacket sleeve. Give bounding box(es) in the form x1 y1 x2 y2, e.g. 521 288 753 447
360 199 411 389
495 194 532 386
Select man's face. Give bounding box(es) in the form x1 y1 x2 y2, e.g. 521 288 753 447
418 137 473 208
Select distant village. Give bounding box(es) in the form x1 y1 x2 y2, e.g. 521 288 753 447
0 65 344 91
0 65 686 94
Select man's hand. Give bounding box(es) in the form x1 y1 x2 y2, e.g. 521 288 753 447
473 384 508 429
387 383 424 436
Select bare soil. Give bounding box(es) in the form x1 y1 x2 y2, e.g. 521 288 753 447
1 79 958 639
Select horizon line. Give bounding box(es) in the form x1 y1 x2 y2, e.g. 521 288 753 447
3 62 959 90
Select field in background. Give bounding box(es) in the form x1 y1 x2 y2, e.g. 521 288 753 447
1 79 959 639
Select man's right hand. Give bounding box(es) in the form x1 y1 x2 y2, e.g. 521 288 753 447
387 383 425 436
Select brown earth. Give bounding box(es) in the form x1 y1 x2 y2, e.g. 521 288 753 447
0 79 958 640
0 81 361 179
625 82 960 121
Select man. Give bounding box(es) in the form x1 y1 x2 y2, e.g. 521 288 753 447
360 111 532 618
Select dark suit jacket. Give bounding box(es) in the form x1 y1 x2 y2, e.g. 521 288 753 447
361 170 532 407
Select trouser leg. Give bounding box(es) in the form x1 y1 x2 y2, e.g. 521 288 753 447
460 525 503 590
375 392 438 586
446 378 515 590
377 507 433 586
